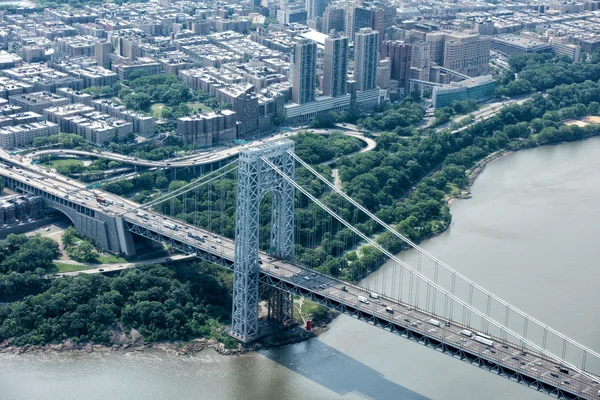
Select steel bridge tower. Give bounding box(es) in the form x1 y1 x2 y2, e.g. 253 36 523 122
231 140 295 341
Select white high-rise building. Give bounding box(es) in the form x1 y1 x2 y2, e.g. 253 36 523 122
354 28 379 91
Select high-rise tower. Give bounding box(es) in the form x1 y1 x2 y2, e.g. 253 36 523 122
323 32 348 98
354 28 379 91
292 38 317 104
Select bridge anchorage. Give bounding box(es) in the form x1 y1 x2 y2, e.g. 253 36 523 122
231 140 296 342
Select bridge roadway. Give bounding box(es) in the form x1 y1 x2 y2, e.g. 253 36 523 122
28 129 376 169
125 211 600 400
1 154 599 399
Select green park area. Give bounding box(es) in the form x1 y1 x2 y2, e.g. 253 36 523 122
187 102 213 114
0 233 236 348
54 262 95 273
151 103 165 118
45 158 84 169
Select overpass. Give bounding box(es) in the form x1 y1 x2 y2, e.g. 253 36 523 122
0 144 599 399
27 128 375 170
30 148 238 169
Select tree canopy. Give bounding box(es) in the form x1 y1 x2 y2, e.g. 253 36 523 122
123 74 192 112
0 262 234 347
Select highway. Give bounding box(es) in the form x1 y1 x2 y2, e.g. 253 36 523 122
27 128 376 169
57 253 198 277
1 150 599 399
419 95 534 135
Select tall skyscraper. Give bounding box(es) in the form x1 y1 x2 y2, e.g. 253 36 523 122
94 41 111 68
354 28 379 91
376 59 391 90
277 1 308 24
425 32 445 65
323 32 348 97
344 3 356 40
382 40 412 93
305 0 330 19
423 32 491 77
370 7 385 49
345 4 371 41
410 40 431 81
322 5 345 34
292 39 317 104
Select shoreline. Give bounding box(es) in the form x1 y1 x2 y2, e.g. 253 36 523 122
446 149 513 208
0 314 337 357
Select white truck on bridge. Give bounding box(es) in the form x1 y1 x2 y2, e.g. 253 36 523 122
163 222 179 231
474 335 494 347
460 329 473 338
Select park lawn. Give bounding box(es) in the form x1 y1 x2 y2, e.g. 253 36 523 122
55 262 96 273
46 158 83 169
301 299 320 316
151 103 165 118
187 102 212 113
293 297 304 324
98 254 127 264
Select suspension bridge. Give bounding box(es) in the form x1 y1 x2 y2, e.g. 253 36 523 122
1 141 599 400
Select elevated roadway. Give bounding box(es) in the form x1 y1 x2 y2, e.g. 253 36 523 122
57 253 198 277
27 128 376 169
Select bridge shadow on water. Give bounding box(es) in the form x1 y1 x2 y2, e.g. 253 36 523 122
260 338 432 400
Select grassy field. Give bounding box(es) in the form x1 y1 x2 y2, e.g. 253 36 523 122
301 299 321 316
45 158 83 169
151 103 164 118
55 262 95 273
98 254 127 264
54 254 127 273
152 102 212 118
293 297 304 324
187 102 212 113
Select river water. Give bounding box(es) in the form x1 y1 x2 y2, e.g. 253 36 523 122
2 138 600 400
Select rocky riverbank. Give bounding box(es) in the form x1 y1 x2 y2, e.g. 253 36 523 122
446 149 512 207
0 338 255 357
0 321 331 357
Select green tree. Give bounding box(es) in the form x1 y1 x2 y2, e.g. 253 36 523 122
124 93 152 112
68 241 98 263
155 175 168 189
62 226 78 247
0 235 59 274
161 107 174 120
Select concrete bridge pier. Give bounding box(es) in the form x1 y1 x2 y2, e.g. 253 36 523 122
3 176 137 257
44 199 137 257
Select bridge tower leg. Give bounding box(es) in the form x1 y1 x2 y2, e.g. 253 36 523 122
231 140 295 342
267 287 294 326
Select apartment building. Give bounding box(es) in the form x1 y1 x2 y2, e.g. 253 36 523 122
0 121 59 150
9 92 69 114
177 110 237 146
